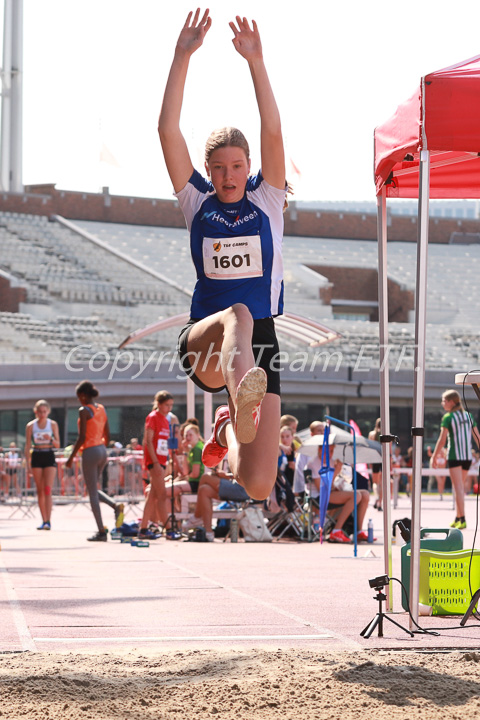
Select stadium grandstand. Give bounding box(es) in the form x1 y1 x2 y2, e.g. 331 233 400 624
1 194 480 451
1 2 480 453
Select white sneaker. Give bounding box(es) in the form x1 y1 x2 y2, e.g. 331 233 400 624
183 517 202 532
235 367 267 444
205 531 215 542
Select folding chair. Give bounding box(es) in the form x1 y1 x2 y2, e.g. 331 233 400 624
266 470 304 540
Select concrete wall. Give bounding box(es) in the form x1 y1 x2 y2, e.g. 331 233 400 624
0 274 27 312
1 185 478 243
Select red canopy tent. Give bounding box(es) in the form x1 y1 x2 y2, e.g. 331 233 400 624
376 54 480 198
374 54 480 626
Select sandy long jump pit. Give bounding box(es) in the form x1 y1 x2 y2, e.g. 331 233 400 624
2 648 480 719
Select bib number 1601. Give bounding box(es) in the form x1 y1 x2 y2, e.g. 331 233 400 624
212 253 251 270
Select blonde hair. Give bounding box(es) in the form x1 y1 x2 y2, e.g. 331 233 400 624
205 127 250 164
280 414 298 428
184 423 203 442
34 399 50 413
443 389 463 410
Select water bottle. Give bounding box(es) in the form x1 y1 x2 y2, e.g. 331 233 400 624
230 518 238 543
367 518 374 544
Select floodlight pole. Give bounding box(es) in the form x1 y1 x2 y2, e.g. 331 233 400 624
0 0 23 192
409 146 431 629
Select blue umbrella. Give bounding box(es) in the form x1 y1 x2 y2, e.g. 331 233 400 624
318 424 335 543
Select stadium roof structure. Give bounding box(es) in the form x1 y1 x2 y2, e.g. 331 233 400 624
119 311 341 437
374 54 480 627
118 311 341 351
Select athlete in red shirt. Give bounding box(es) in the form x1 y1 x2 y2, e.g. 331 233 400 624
138 391 173 538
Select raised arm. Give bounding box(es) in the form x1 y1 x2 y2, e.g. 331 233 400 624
229 16 285 190
158 8 212 192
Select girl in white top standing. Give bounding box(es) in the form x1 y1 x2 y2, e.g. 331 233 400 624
25 399 60 530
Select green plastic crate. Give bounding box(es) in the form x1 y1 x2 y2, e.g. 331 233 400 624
401 528 463 611
418 548 480 615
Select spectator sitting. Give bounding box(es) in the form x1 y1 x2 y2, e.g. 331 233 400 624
280 413 302 450
306 450 371 544
279 425 296 487
164 423 205 508
166 419 191 480
184 464 250 541
294 421 343 497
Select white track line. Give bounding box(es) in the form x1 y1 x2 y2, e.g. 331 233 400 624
162 558 362 650
0 558 36 652
34 635 330 643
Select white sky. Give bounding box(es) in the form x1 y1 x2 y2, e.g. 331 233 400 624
7 0 480 201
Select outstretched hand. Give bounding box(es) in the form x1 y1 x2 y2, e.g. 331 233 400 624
229 16 263 61
176 8 212 56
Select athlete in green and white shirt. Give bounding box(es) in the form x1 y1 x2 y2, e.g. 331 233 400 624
433 390 480 529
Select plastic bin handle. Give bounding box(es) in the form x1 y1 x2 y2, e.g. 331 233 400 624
419 528 450 538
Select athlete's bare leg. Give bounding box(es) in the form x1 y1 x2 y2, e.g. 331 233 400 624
450 465 467 518
186 303 255 405
185 303 279 499
140 465 168 529
32 467 54 523
220 393 280 500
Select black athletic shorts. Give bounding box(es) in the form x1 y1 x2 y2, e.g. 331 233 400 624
177 316 281 396
31 449 56 469
146 463 166 470
371 463 382 474
447 459 472 471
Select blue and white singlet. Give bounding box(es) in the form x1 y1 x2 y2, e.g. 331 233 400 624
175 170 287 320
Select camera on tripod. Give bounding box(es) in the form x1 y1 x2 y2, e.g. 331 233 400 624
368 574 389 591
361 573 413 638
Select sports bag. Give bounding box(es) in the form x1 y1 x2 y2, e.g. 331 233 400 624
238 506 273 542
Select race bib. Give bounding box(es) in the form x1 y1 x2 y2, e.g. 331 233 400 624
203 235 263 280
33 431 51 445
156 438 168 456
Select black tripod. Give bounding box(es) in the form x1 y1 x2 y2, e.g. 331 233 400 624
460 588 480 626
165 424 182 540
360 588 414 639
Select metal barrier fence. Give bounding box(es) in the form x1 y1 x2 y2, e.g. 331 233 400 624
2 450 476 518
0 450 146 518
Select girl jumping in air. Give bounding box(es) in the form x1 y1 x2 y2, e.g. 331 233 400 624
159 9 287 500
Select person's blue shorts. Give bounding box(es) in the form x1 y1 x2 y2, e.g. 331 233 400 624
219 479 249 502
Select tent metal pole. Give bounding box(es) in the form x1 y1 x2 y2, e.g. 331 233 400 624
409 148 431 629
203 391 213 442
377 187 393 611
187 378 195 420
